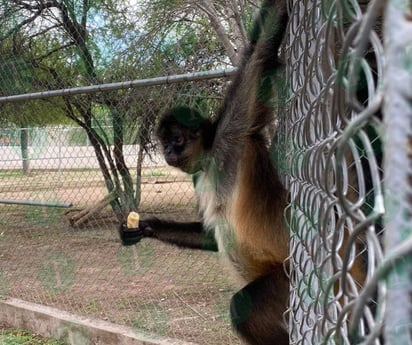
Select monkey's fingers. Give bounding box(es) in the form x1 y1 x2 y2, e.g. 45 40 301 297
118 222 144 246
118 220 155 246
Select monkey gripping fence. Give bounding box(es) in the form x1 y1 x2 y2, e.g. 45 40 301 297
0 1 411 345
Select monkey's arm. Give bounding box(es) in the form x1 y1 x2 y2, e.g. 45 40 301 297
211 0 288 173
137 218 218 252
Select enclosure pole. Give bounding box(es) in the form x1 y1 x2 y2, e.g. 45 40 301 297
0 199 72 208
0 68 237 104
383 1 412 344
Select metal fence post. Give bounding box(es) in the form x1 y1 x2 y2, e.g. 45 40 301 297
383 1 412 344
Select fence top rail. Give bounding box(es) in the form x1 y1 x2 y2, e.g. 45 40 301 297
0 68 238 104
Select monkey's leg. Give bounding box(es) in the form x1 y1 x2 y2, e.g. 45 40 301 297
230 266 289 345
139 218 218 251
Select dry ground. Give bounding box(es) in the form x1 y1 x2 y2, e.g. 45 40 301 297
0 169 242 345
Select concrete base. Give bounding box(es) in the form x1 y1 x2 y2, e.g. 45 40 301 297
0 298 196 345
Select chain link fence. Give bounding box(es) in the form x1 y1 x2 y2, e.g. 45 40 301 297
0 73 243 344
1 0 412 344
281 0 411 344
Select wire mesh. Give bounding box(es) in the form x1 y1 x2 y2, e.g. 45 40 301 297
1 0 411 344
0 1 249 343
0 76 243 344
279 0 386 344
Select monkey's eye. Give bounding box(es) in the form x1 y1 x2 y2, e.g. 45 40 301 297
173 136 184 146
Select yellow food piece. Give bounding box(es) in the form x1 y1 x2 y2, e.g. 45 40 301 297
127 211 140 228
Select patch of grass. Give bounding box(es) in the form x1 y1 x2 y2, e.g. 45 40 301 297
0 329 67 345
143 169 168 177
0 170 24 178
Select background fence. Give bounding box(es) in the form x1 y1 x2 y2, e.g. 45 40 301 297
1 0 412 344
0 76 241 344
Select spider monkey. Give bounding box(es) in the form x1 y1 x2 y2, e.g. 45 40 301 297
124 1 290 344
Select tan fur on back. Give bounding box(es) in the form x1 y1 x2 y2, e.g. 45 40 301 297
230 139 288 281
196 136 289 282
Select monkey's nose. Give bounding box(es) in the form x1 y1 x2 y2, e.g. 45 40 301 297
165 154 179 167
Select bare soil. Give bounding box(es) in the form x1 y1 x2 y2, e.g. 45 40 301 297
0 171 242 345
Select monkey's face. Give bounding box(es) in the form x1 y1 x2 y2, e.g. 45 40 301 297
158 124 205 174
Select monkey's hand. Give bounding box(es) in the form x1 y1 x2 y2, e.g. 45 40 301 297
118 217 154 246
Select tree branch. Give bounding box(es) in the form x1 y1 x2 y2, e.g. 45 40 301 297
34 42 76 61
1 0 60 42
13 0 58 11
195 0 240 66
29 23 62 39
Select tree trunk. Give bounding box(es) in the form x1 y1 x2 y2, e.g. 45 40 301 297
197 0 241 66
112 109 135 214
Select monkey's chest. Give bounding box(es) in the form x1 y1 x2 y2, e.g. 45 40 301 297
196 172 283 280
195 173 222 226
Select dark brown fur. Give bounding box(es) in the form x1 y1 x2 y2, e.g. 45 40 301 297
141 1 290 344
